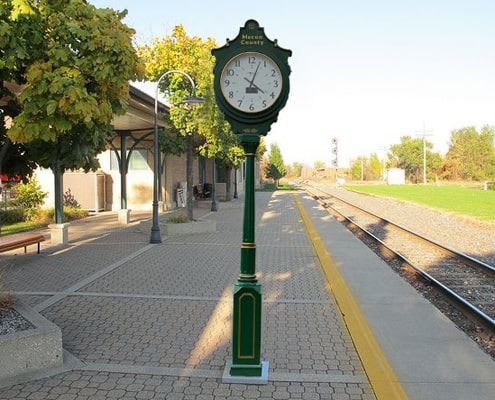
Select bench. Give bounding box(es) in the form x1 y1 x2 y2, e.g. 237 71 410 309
0 233 46 254
194 184 211 199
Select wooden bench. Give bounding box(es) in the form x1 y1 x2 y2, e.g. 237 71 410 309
0 233 46 254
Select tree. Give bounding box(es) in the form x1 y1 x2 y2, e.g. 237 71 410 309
443 126 495 181
350 156 365 181
350 154 382 181
288 162 303 178
369 153 383 180
0 105 36 181
138 25 244 220
389 136 441 183
313 160 326 170
264 143 286 187
0 0 45 179
2 0 141 221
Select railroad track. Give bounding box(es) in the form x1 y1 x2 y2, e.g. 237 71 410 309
301 183 495 334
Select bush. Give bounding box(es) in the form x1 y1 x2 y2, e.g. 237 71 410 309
0 209 25 224
13 178 47 221
63 188 80 208
168 214 188 223
40 207 89 222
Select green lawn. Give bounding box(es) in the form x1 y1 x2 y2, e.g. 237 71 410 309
346 184 495 222
1 221 48 236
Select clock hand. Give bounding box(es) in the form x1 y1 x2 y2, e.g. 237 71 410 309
246 62 261 87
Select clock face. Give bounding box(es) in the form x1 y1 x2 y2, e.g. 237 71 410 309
220 52 283 113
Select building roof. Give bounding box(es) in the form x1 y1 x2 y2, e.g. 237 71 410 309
1 81 168 133
112 83 169 132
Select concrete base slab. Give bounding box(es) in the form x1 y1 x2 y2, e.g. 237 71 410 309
0 301 62 382
48 223 70 244
221 361 269 385
117 209 131 224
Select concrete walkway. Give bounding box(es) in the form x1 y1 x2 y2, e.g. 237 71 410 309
1 190 494 399
0 192 375 399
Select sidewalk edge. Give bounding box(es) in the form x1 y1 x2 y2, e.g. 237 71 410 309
293 193 409 400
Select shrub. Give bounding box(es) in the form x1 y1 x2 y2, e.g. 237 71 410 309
14 178 47 221
63 188 81 208
40 207 89 222
168 214 188 223
0 209 25 224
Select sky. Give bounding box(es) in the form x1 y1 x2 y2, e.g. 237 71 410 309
90 0 495 167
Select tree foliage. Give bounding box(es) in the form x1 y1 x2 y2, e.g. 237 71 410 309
443 125 495 181
350 153 384 181
313 160 326 170
287 162 303 178
138 25 244 168
1 0 141 172
389 136 442 182
264 143 286 186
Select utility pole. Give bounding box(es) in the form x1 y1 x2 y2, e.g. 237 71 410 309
377 146 389 182
415 125 433 185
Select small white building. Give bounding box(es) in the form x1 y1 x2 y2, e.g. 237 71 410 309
385 168 405 185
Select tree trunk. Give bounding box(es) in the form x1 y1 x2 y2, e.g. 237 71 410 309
225 166 232 202
52 159 64 224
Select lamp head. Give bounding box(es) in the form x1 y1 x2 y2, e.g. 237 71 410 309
181 95 205 107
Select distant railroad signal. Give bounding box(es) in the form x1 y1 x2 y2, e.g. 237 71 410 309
331 137 339 180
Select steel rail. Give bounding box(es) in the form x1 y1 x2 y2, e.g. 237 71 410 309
312 185 495 275
304 184 495 332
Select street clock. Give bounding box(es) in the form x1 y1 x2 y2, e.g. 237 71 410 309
212 19 291 135
220 52 283 114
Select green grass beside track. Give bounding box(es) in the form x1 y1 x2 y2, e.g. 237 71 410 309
346 184 495 222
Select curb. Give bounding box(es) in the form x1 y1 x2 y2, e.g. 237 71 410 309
0 300 63 382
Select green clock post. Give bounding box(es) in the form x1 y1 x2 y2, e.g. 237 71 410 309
212 20 291 381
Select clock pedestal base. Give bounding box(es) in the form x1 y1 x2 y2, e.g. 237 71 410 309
222 360 269 384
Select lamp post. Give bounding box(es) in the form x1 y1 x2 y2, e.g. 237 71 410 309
150 70 204 244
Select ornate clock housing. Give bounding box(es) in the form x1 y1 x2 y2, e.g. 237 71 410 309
212 19 292 135
220 52 283 114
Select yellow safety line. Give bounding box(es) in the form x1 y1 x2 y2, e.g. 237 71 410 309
293 194 409 400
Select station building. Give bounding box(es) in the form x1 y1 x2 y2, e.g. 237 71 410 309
30 83 252 214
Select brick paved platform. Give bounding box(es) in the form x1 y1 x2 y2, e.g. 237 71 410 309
0 192 375 399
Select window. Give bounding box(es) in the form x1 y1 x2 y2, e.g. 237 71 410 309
110 149 149 171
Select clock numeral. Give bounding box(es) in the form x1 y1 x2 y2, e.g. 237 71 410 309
237 100 243 107
249 103 255 111
273 80 279 88
262 100 267 108
224 79 230 87
234 59 241 67
248 56 256 64
228 91 234 99
270 92 275 99
226 68 235 76
271 69 277 77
